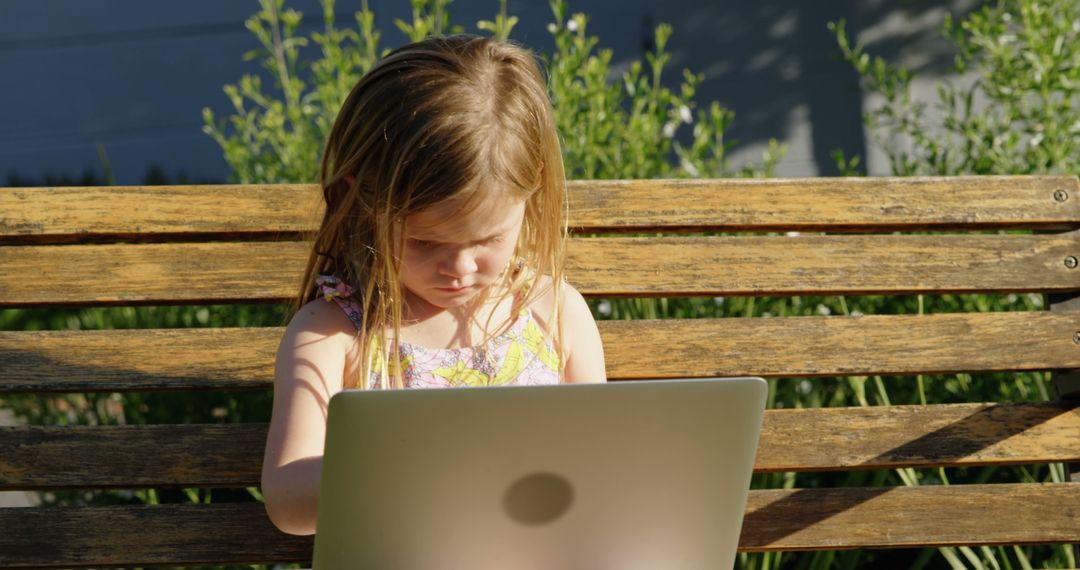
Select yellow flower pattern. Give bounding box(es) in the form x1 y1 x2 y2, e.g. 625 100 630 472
433 360 491 387
316 272 561 389
521 318 561 371
367 309 561 389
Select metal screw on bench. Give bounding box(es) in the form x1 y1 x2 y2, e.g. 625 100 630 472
1053 189 1069 202
1075 331 1080 344
1066 256 1079 269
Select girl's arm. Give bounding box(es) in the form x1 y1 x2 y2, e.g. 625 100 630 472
559 281 607 383
262 300 356 536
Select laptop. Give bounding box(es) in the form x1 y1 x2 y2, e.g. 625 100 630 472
312 377 767 570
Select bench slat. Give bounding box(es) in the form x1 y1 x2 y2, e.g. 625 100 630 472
741 483 1080 551
0 185 315 245
603 312 1080 379
0 327 281 392
2 484 1078 566
3 176 1077 243
3 402 1078 489
2 232 1078 306
2 312 1077 392
757 401 1080 472
0 503 310 567
0 241 309 306
569 176 1080 233
0 424 266 490
567 232 1080 297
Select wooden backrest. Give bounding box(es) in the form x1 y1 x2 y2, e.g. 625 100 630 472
1 176 1079 567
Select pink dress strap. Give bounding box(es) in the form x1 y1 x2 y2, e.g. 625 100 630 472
315 275 364 331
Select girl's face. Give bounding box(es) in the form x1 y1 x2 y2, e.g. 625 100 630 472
398 191 527 313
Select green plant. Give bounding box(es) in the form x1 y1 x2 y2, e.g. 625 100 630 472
203 0 384 183
830 0 1080 176
203 0 784 184
544 0 785 180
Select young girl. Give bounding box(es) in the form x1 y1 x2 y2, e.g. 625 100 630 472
262 34 607 536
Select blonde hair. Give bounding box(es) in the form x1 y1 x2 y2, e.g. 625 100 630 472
294 34 567 389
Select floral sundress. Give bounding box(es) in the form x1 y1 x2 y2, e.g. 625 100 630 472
315 275 562 389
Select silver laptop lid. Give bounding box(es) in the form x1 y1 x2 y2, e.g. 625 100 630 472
313 377 767 570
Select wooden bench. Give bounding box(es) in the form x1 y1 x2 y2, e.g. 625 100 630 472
1 175 1079 567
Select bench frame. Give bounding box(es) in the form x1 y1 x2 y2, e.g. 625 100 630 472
1 175 1079 567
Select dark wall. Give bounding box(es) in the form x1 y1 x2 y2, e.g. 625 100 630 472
0 0 975 184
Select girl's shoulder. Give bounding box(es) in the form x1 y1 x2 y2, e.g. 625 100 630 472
524 275 604 384
521 272 557 315
282 298 359 361
274 297 360 395
520 273 590 328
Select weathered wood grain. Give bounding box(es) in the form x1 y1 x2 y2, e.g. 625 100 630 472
600 312 1080 379
756 401 1080 472
0 503 311 567
1 312 1077 392
1047 288 1080 494
740 483 1080 551
567 176 1080 233
0 241 310 306
0 184 317 243
3 176 1078 243
2 484 1078 566
0 327 282 392
565 232 1080 297
3 403 1078 490
3 231 1078 306
0 424 267 489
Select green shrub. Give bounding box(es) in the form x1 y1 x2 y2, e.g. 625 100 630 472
202 0 785 184
831 0 1080 176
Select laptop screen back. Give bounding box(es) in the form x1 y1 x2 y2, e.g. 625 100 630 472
313 377 767 570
